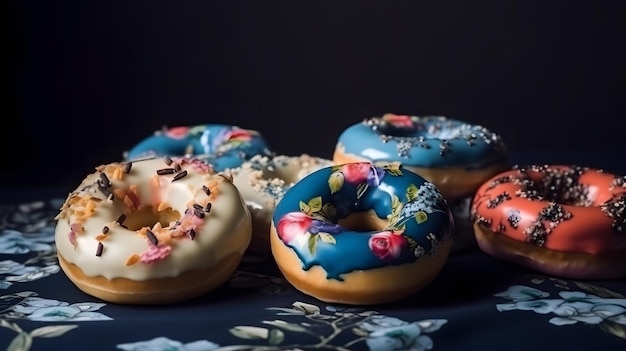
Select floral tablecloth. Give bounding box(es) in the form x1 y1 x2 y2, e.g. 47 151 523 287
2 151 626 351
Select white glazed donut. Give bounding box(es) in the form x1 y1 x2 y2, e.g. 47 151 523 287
54 156 252 304
230 154 333 254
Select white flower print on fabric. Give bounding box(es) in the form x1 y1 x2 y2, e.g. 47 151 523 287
117 337 220 351
495 284 626 334
2 293 112 322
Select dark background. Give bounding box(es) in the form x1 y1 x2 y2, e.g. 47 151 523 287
4 1 626 188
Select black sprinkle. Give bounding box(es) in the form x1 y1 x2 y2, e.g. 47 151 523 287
187 229 196 240
99 173 112 188
164 156 173 166
157 168 176 175
205 203 212 213
98 184 113 198
123 162 133 173
146 229 159 245
96 242 104 256
116 213 127 225
172 170 188 182
193 208 205 218
102 226 110 234
202 185 211 196
193 203 204 211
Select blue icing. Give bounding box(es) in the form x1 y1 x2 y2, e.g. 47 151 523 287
272 162 454 281
336 115 508 168
126 124 272 172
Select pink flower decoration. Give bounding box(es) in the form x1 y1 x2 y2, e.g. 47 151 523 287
276 211 312 243
368 231 407 260
225 128 252 142
341 162 373 184
140 244 173 263
165 126 190 139
382 113 414 128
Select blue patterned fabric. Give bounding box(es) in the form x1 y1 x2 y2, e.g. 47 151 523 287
1 152 626 350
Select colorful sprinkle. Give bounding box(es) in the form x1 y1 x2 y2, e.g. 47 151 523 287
125 254 140 266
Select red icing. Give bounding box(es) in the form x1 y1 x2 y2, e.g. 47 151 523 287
471 165 626 255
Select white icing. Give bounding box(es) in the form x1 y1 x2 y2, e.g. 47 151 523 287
230 154 332 251
54 157 252 281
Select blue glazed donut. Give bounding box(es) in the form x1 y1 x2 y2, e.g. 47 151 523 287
270 161 454 305
125 124 272 171
333 114 509 201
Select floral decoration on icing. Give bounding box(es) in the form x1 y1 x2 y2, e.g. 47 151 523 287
273 162 452 280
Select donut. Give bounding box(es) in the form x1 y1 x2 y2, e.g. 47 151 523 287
125 124 272 172
471 165 626 279
230 154 333 254
54 156 252 304
333 113 509 202
270 161 454 305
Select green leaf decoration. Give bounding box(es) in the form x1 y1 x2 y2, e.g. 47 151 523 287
262 320 309 333
318 233 337 245
318 203 337 221
30 325 78 338
573 281 625 298
415 210 428 224
406 184 419 202
383 162 403 176
387 194 403 226
308 233 318 255
404 234 419 252
299 201 310 214
292 301 321 314
268 328 285 345
599 320 626 339
7 332 32 351
352 327 369 336
328 172 345 194
229 326 269 339
356 183 369 199
307 196 323 213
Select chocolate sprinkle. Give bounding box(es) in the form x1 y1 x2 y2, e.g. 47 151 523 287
146 229 159 245
157 168 176 175
174 163 181 172
202 185 211 196
164 156 173 166
172 170 188 182
96 242 104 257
116 213 127 225
99 173 112 188
205 203 212 213
193 203 204 211
123 162 133 173
193 208 205 218
188 229 196 240
102 226 110 234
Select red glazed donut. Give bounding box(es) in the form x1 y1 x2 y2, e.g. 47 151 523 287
471 165 626 279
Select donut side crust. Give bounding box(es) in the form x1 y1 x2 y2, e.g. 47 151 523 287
58 252 243 304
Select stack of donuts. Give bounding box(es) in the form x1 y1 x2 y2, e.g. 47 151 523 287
54 115 626 306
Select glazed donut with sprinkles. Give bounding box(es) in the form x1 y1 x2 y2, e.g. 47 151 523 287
270 161 454 305
471 165 626 279
333 113 509 202
125 124 272 172
54 156 252 304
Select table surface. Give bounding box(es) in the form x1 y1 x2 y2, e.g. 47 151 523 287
1 151 626 351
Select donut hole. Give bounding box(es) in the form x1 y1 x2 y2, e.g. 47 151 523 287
336 210 389 232
123 206 181 231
